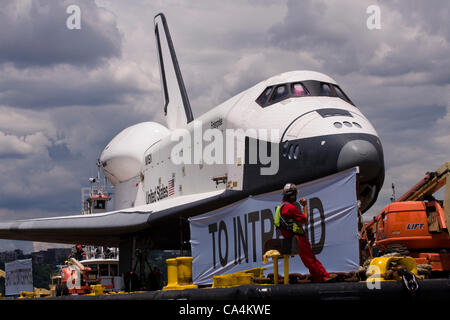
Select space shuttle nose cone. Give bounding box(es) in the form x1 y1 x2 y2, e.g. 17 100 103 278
337 139 381 182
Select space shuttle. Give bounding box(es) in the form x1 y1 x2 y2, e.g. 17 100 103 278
0 13 384 250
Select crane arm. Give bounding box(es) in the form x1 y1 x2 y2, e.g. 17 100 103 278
397 162 449 202
396 162 449 230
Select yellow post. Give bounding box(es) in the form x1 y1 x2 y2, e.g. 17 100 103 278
273 256 279 284
163 257 198 290
90 284 105 295
283 255 289 285
165 258 178 288
176 257 194 285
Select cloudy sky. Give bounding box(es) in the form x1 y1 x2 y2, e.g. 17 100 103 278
0 0 448 253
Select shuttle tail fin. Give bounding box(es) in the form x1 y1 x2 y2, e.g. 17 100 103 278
154 13 194 130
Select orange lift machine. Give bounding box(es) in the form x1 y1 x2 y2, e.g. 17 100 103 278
362 162 450 275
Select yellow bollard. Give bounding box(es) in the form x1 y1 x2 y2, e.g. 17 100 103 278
264 253 293 285
164 258 179 289
177 257 194 285
18 291 34 299
263 250 283 284
90 284 105 296
284 255 290 285
163 257 198 290
273 256 279 284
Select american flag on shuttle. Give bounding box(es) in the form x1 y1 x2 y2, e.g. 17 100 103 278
168 177 175 196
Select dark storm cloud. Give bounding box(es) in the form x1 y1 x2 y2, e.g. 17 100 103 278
0 65 146 108
267 0 450 84
267 0 363 75
387 0 450 38
0 1 152 110
48 142 72 161
0 0 122 68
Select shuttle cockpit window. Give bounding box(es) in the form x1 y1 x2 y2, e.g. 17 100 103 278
320 83 332 96
333 85 352 104
270 84 289 103
257 86 274 106
302 80 354 104
256 80 354 107
291 83 307 96
257 82 309 107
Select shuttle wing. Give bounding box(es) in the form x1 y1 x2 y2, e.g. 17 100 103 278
0 189 229 247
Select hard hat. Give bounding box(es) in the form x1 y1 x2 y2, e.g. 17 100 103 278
283 183 297 197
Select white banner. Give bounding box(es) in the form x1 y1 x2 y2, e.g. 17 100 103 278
5 258 33 296
189 167 360 285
